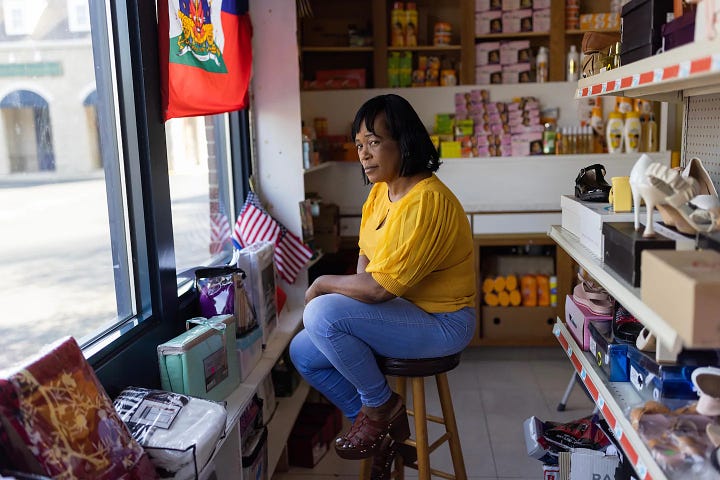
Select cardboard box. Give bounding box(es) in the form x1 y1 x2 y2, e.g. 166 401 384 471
641 250 720 348
603 222 675 287
560 195 640 259
565 295 612 351
567 448 619 480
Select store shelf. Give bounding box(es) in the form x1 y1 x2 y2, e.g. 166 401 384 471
565 28 620 35
200 306 304 478
548 226 682 358
387 45 462 52
576 38 720 102
301 46 374 53
267 381 311 475
475 31 549 40
303 162 335 174
553 321 668 480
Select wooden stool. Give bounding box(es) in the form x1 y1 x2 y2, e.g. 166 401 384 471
359 353 467 480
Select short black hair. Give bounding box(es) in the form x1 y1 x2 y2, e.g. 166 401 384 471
351 94 440 184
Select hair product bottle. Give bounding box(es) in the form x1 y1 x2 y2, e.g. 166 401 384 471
536 46 548 83
606 111 624 153
624 111 642 153
644 113 658 152
391 2 406 47
567 45 580 82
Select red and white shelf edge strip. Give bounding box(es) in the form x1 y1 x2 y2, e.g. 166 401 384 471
552 323 652 480
576 53 720 98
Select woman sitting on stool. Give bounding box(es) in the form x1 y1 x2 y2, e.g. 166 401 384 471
289 94 476 478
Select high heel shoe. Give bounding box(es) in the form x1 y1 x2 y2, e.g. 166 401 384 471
644 163 720 234
629 154 655 231
370 436 397 480
335 393 410 460
636 162 699 237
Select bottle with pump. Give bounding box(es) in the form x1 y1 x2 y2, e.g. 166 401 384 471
405 2 418 47
391 2 406 47
606 111 624 153
536 46 548 83
624 111 642 153
567 45 579 82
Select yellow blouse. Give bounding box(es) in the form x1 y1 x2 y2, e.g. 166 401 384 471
358 174 476 313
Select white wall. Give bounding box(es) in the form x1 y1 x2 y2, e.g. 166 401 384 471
250 0 308 308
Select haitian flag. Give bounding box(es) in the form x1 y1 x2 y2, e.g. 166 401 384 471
158 0 252 120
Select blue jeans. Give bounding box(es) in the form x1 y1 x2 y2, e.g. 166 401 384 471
289 293 475 421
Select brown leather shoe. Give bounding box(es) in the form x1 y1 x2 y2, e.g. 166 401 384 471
370 436 396 480
334 395 410 460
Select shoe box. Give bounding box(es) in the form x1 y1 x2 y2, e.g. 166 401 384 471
560 195 639 259
626 346 699 409
602 222 675 287
287 403 342 468
588 320 629 382
641 249 720 348
620 0 674 65
565 295 612 351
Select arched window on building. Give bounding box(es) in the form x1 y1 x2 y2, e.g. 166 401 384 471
0 90 55 172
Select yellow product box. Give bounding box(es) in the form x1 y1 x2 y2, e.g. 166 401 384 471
440 141 462 158
641 250 720 348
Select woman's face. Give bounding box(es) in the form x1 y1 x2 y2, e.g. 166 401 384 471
355 113 401 184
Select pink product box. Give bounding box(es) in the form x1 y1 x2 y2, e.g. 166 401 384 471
476 145 491 157
476 41 501 66
499 144 513 156
565 295 612 351
510 124 544 134
476 11 503 35
511 132 542 156
502 9 533 33
533 0 550 9
502 0 520 10
455 92 470 107
502 63 532 83
476 66 503 85
476 0 502 11
500 40 531 64
533 8 550 32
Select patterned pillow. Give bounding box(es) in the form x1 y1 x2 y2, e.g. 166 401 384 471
0 336 157 479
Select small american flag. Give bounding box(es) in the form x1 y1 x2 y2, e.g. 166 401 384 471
275 227 313 283
209 212 231 255
232 192 313 283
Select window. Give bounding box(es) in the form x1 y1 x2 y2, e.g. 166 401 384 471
166 114 235 284
0 0 135 365
2 0 43 36
67 0 90 32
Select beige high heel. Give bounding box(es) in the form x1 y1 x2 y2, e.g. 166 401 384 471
642 163 701 236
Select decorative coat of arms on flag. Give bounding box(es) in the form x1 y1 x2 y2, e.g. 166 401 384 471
158 0 252 120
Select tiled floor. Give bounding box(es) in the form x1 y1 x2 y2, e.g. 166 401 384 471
272 346 596 480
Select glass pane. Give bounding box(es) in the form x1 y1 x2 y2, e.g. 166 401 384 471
167 114 233 281
0 1 132 365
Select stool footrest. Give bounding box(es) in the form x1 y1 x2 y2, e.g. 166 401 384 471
406 410 445 424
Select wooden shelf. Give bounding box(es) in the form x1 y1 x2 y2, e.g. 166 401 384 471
576 38 720 102
553 320 668 480
387 45 462 52
475 31 549 40
301 46 374 53
565 28 620 35
548 226 683 359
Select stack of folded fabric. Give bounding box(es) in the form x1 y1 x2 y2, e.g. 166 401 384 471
0 337 157 479
113 387 227 480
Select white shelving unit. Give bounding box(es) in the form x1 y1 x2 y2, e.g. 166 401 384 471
558 37 720 480
553 321 667 480
576 38 720 102
202 306 308 479
548 226 682 359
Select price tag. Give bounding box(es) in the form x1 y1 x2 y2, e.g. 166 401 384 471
597 395 605 409
631 73 640 87
653 68 663 82
613 425 623 440
580 369 587 381
679 60 691 78
601 83 607 94
614 78 621 91
567 346 573 356
636 462 647 478
712 53 720 72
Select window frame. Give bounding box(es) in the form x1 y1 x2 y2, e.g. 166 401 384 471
89 0 252 395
